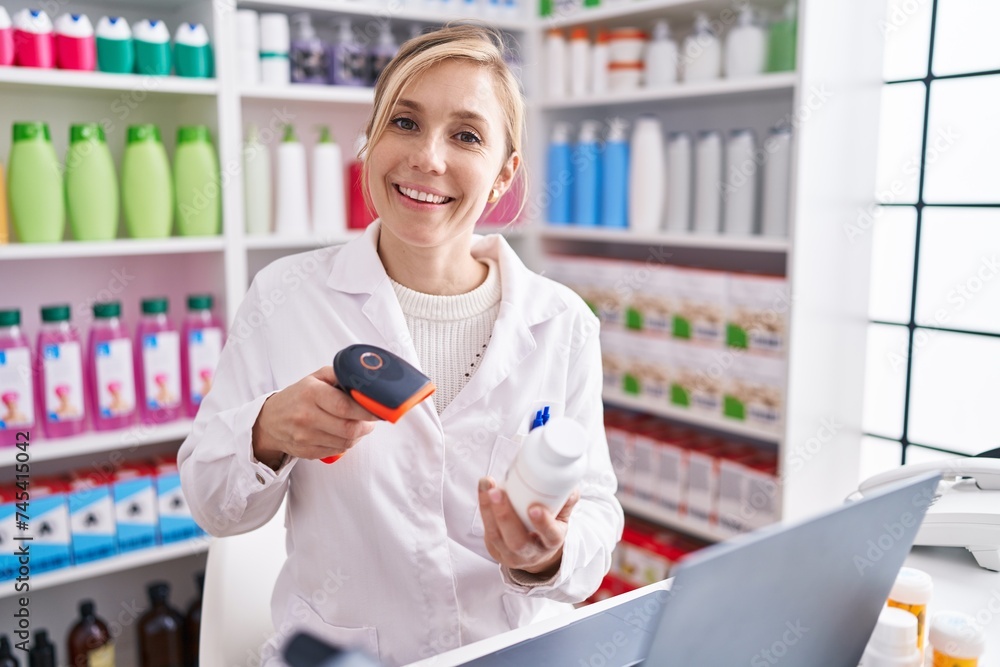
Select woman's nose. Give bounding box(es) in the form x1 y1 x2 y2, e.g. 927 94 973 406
408 133 447 174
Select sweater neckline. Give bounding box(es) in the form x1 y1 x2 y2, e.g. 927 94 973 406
390 258 501 321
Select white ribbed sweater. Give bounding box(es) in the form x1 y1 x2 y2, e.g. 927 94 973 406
390 258 501 414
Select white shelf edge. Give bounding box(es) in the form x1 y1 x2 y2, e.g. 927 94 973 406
539 0 761 28
0 238 226 261
603 389 782 443
617 493 732 543
0 537 211 599
240 84 375 104
0 420 194 467
244 232 362 250
540 226 790 253
0 67 218 96
236 0 531 31
536 73 797 110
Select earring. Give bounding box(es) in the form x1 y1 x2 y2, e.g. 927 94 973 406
488 188 500 203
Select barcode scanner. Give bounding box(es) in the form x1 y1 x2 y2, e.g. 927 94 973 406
320 344 436 464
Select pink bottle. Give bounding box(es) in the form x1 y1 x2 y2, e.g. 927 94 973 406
135 297 182 426
0 309 35 447
36 304 88 439
55 13 96 71
87 301 137 431
12 8 55 69
0 7 14 67
181 294 225 418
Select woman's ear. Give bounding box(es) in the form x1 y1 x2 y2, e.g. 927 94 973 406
493 151 521 196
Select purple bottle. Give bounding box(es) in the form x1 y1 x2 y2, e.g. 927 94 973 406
328 19 366 87
289 12 326 84
0 309 35 447
87 301 137 431
135 297 182 426
36 304 88 439
180 294 224 418
368 21 398 86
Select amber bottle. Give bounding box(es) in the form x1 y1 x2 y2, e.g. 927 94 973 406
138 582 185 667
0 636 19 667
68 601 114 667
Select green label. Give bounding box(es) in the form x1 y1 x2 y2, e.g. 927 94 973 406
724 395 746 420
726 323 748 349
671 384 689 407
673 316 691 339
623 373 640 395
625 308 643 331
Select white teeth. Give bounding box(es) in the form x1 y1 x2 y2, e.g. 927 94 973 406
398 185 449 204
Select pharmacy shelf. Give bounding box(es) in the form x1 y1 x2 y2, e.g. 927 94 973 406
0 67 218 96
244 232 362 250
536 73 797 110
0 238 226 261
617 493 731 543
236 0 531 31
240 84 375 104
540 0 788 29
0 537 210 599
603 389 781 443
0 420 194 467
540 226 790 253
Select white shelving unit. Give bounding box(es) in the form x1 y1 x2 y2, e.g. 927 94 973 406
0 420 195 466
616 494 731 543
0 66 219 96
239 83 375 104
539 226 790 253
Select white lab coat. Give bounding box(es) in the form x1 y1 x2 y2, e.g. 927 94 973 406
178 221 623 667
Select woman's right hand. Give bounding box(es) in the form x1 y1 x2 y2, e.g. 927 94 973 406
251 366 379 468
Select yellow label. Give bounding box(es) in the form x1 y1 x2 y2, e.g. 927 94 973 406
888 599 927 649
87 643 115 667
932 650 978 667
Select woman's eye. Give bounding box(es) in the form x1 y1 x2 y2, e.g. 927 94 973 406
458 131 482 144
392 117 416 131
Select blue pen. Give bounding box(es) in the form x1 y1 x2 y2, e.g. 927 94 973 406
530 406 551 431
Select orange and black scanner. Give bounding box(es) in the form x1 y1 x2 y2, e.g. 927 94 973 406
321 344 435 464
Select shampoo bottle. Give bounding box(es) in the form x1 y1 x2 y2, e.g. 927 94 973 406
174 125 221 237
243 125 272 235
545 121 573 225
572 120 601 226
348 133 374 229
95 17 133 74
683 13 720 83
236 9 259 86
644 20 678 87
328 19 366 86
54 13 96 71
259 13 290 86
88 301 136 431
122 124 173 239
36 305 88 439
138 583 185 667
568 27 589 97
725 7 766 78
67 601 114 667
8 122 65 243
504 417 589 529
590 29 609 95
665 131 693 233
65 123 118 242
275 124 310 236
601 117 629 229
723 129 757 236
289 13 326 84
545 28 567 101
134 19 171 76
0 7 13 66
0 163 6 244
628 115 666 233
693 130 722 234
0 309 35 448
12 9 54 68
368 21 398 85
312 126 347 237
767 1 797 73
181 295 223 418
136 298 181 425
174 22 212 78
760 127 791 237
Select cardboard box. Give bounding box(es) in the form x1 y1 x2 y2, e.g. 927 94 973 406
723 354 786 431
726 273 789 356
718 450 781 534
68 472 118 564
113 462 159 553
684 437 728 526
154 457 203 543
671 268 727 347
669 341 726 416
626 264 675 337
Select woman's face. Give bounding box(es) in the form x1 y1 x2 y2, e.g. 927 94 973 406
367 59 518 249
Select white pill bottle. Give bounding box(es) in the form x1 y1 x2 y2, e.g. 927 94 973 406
505 417 589 528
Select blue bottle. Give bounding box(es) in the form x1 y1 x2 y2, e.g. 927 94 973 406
573 120 602 226
601 117 629 229
545 122 573 225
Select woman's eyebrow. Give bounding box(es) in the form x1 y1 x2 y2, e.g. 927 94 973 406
396 98 488 126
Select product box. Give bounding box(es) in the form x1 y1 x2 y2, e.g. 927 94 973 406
604 409 649 497
626 264 675 336
717 450 780 535
626 334 671 401
683 436 728 526
68 472 118 564
723 354 786 431
0 487 19 581
21 478 74 575
590 258 627 330
154 456 203 543
669 341 726 416
113 461 159 553
600 329 631 394
671 268 727 347
726 273 790 356
650 426 698 515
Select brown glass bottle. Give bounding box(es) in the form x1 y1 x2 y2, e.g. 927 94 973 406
0 636 20 667
184 572 204 667
138 582 185 667
28 630 55 667
68 600 114 667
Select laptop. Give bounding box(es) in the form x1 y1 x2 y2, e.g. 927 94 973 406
456 472 941 667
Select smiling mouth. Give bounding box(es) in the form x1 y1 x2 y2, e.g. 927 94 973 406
394 183 454 205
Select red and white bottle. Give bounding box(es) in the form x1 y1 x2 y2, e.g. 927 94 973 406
0 7 14 67
55 13 96 71
12 8 55 68
181 294 224 418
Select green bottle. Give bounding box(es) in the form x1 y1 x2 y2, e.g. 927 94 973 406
66 123 119 241
8 122 65 243
121 124 173 239
767 1 797 73
174 125 220 236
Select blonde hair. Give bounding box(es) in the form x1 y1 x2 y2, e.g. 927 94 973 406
361 23 526 221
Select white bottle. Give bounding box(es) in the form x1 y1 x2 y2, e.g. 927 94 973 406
569 27 590 98
236 9 260 87
723 129 757 236
628 115 666 234
504 417 589 529
312 126 347 238
275 124 310 236
243 125 272 236
693 130 722 234
683 12 721 83
591 29 610 95
644 20 678 88
861 606 922 667
259 12 290 86
545 28 568 101
665 131 692 233
761 127 792 237
725 7 766 78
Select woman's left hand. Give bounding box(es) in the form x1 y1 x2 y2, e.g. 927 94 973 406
478 477 580 578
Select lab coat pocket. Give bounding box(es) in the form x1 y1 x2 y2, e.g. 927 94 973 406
471 434 523 538
289 595 381 661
